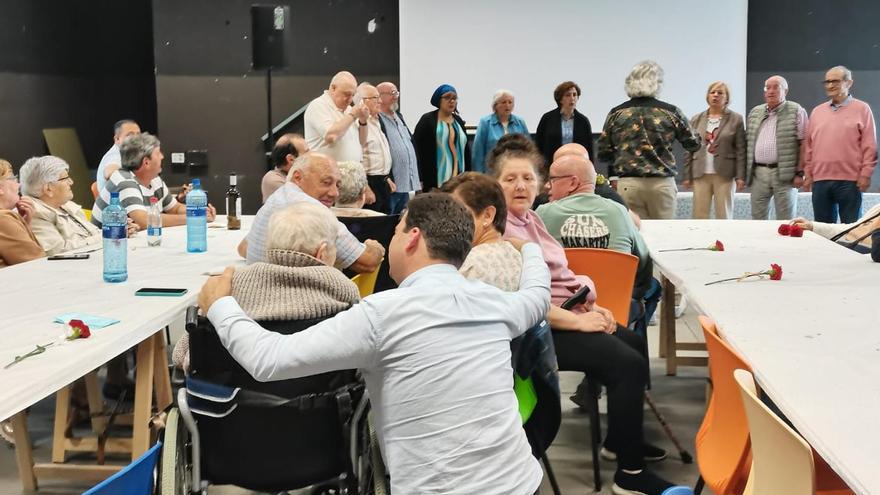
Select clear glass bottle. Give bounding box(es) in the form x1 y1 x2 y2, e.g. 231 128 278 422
226 173 241 230
147 196 162 246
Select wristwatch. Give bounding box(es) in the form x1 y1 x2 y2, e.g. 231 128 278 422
794 171 805 178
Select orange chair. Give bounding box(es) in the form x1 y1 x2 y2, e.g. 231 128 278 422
90 181 99 200
564 248 637 326
695 316 752 495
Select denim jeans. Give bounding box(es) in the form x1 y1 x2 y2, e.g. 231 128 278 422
812 180 862 223
389 192 411 215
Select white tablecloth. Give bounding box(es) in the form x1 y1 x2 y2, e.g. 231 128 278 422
641 220 880 495
0 218 250 423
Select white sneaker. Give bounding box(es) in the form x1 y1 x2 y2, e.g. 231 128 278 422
674 295 688 318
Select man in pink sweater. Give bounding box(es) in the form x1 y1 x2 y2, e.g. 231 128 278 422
803 65 878 223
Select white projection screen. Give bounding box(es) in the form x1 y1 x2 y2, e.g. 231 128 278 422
400 0 748 133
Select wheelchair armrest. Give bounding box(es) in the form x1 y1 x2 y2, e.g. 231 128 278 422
185 305 200 334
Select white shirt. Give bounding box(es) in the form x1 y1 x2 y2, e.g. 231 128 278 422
208 244 551 494
96 144 120 193
304 91 363 163
703 116 722 175
362 116 392 175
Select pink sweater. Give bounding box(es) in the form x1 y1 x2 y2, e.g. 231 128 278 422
803 98 877 181
504 209 597 308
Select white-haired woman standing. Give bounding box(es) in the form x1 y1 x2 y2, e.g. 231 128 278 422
19 155 136 256
332 161 384 218
471 89 529 173
597 61 701 219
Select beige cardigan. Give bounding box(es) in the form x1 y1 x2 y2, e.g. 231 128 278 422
29 199 101 256
683 108 747 181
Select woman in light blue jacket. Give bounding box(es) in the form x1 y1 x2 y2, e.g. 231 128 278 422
472 89 529 173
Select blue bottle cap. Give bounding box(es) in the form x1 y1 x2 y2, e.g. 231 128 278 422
110 191 119 199
192 178 201 188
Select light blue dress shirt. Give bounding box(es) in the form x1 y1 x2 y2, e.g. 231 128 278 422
208 243 550 494
471 113 530 173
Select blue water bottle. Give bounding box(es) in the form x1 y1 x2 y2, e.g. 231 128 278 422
186 179 208 253
102 191 128 283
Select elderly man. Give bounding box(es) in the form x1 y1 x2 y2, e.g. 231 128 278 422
377 81 420 214
554 143 629 208
357 83 394 213
304 71 369 163
238 152 384 273
745 75 809 220
261 133 310 202
598 60 700 220
92 133 215 229
537 153 656 327
803 66 877 223
200 193 550 495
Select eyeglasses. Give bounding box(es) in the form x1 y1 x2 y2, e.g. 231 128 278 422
441 95 458 101
2 174 18 182
380 90 400 97
56 175 72 183
362 96 380 100
547 174 575 184
822 79 844 86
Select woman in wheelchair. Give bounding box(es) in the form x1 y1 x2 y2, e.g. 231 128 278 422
167 202 366 494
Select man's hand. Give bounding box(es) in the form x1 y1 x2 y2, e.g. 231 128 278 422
681 180 691 190
735 178 746 192
364 186 376 205
206 204 217 222
176 183 193 203
198 267 234 314
364 239 386 259
790 217 814 231
593 305 617 333
387 178 397 194
802 175 813 192
792 175 805 189
15 196 35 224
126 218 139 237
858 176 871 192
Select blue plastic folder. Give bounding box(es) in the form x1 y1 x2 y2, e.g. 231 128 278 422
54 313 120 329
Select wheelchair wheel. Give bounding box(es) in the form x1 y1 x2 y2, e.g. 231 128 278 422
161 408 191 495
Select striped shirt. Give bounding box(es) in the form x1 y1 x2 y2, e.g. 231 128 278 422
435 120 466 188
754 102 808 164
91 169 177 227
378 112 420 193
245 182 365 268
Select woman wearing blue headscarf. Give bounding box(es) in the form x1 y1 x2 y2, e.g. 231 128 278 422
412 84 471 191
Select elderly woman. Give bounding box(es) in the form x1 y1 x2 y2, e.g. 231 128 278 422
0 159 45 267
471 90 529 174
173 201 360 371
682 81 746 219
478 134 673 495
535 81 594 169
331 160 385 218
598 61 701 220
792 204 880 259
412 84 471 191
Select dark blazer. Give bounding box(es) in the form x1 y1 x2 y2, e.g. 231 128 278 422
872 229 880 262
683 108 746 181
412 110 471 191
534 108 594 169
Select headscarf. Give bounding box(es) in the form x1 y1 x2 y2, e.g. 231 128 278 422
430 84 457 108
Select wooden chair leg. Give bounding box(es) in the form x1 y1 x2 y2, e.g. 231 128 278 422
51 385 71 463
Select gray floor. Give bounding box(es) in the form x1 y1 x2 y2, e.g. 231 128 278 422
0 308 711 495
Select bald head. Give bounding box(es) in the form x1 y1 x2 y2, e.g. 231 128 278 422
547 154 596 201
553 142 590 162
329 71 358 110
289 152 340 207
377 81 399 113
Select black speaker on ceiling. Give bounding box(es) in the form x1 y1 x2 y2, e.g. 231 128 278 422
251 5 289 69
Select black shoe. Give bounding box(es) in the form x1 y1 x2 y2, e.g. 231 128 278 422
102 381 135 401
569 378 597 413
612 469 673 495
601 443 667 462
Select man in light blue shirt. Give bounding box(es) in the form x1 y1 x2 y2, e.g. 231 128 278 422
237 153 384 273
377 82 420 214
200 193 551 495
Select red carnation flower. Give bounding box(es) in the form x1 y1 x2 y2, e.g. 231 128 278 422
714 240 725 251
778 224 791 235
769 263 783 280
789 225 804 237
66 319 91 339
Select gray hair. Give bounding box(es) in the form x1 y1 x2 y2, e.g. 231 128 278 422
765 75 789 92
266 202 338 257
336 160 368 206
625 60 664 98
353 82 375 105
829 65 853 81
19 155 69 198
286 152 332 181
120 132 161 171
491 89 515 110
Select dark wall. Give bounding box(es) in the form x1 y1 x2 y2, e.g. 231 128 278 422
152 0 399 213
747 0 880 191
0 0 157 188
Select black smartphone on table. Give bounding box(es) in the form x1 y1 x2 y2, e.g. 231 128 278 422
47 254 90 260
135 288 188 297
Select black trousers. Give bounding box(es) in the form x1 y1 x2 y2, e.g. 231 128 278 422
552 327 648 470
365 174 392 214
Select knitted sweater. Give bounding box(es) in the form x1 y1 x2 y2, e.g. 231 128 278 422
173 249 360 370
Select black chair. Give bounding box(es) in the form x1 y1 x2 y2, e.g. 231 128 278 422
339 214 400 293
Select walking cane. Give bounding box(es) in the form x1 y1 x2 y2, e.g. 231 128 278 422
645 392 693 464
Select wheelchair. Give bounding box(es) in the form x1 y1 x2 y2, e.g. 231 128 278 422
160 306 387 495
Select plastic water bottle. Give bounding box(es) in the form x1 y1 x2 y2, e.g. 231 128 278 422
147 197 162 247
102 192 128 283
186 178 208 253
